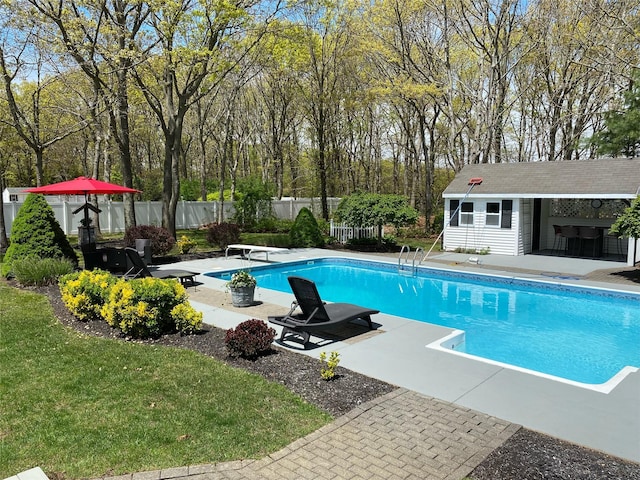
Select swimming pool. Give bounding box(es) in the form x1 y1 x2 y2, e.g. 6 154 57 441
207 257 640 386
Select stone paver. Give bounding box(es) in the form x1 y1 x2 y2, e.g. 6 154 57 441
97 389 520 480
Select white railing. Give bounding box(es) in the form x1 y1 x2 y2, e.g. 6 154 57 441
329 220 377 244
3 197 341 236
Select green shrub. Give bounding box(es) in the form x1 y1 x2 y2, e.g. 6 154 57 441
346 237 377 247
289 208 325 248
346 235 397 251
316 218 330 235
206 222 241 249
225 319 275 359
382 235 398 248
59 269 118 321
101 277 198 338
255 217 294 233
11 256 75 286
431 211 445 232
2 194 77 277
124 225 176 256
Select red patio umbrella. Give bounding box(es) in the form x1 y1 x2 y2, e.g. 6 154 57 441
24 176 140 196
24 176 140 226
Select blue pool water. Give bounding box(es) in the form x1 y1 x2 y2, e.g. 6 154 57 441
208 258 640 385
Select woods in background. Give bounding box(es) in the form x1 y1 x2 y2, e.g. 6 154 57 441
1 0 638 235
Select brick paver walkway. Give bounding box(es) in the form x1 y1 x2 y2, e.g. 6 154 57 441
99 389 519 480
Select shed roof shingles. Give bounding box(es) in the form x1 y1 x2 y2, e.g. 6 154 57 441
443 158 640 197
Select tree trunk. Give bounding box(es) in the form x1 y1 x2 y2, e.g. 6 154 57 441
0 176 9 249
113 69 136 229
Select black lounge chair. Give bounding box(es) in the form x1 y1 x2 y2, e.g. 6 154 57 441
268 276 379 347
123 247 197 287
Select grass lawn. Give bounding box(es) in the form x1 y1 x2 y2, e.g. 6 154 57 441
0 285 331 479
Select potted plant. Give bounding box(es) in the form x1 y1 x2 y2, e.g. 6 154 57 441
227 270 257 307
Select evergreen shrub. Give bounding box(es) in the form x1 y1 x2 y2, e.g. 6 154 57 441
124 225 175 256
225 319 275 359
289 208 325 248
2 194 77 277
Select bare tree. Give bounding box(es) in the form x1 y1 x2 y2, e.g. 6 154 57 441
0 31 88 186
130 0 277 236
23 0 151 228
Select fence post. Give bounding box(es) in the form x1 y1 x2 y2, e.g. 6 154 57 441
181 199 186 229
107 201 112 234
62 201 70 235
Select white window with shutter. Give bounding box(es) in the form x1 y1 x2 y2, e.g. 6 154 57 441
486 202 500 227
460 202 474 226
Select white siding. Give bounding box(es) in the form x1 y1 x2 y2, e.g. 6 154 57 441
443 198 519 255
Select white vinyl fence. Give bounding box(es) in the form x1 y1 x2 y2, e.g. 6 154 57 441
329 220 377 244
3 197 341 236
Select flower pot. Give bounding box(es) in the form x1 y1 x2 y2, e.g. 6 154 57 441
230 286 255 307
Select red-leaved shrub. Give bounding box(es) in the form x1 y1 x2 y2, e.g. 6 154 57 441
225 319 276 359
206 222 241 250
124 225 176 256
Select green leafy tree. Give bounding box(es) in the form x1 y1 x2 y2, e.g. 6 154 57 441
233 177 274 229
591 71 640 157
2 194 77 277
609 196 640 240
335 192 418 243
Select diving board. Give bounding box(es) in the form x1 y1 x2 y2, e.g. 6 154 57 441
225 244 288 262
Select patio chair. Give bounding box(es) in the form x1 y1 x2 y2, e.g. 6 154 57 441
123 247 197 287
560 225 579 256
578 226 601 258
268 276 379 347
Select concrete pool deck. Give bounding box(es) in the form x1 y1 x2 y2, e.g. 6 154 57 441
160 248 640 464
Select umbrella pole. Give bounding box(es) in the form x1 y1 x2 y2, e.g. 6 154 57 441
84 193 90 226
80 192 95 250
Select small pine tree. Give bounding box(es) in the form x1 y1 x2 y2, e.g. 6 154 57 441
289 207 325 248
2 194 77 277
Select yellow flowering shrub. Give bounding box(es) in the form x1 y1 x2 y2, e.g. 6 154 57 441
101 277 200 338
171 303 203 335
59 269 117 321
176 235 197 254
